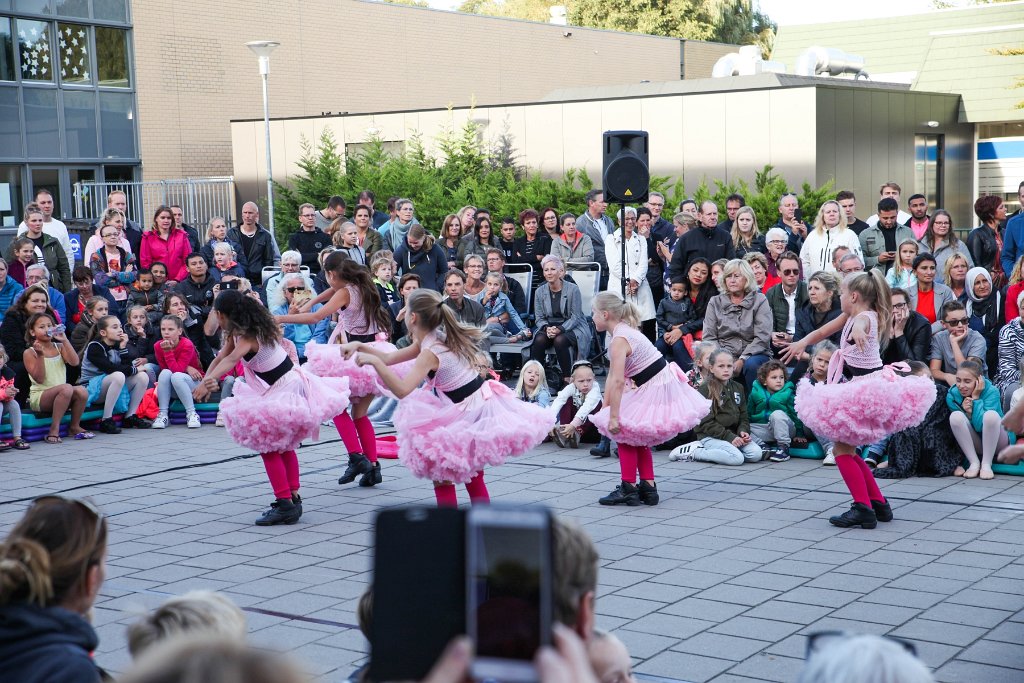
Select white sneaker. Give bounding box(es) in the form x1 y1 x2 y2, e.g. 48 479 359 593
186 411 201 429
215 411 225 427
152 413 168 429
669 442 701 462
823 449 836 466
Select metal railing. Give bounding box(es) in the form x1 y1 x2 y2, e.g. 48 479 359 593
73 177 236 231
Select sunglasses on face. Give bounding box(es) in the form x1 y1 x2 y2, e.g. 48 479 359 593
781 269 800 276
286 287 307 293
944 318 969 326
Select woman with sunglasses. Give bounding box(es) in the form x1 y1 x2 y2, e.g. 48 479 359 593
0 495 109 682
272 272 328 363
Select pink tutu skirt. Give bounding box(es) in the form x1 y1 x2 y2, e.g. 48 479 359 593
305 341 413 399
393 379 554 484
795 368 936 446
221 368 350 453
591 363 711 447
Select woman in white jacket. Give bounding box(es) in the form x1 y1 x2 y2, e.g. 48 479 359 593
604 207 656 337
800 200 863 279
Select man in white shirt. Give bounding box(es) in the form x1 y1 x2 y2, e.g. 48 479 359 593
18 189 74 266
865 182 912 229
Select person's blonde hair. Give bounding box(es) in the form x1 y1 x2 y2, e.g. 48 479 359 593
331 222 358 248
102 207 126 228
812 200 847 236
204 216 227 242
592 291 641 328
896 238 919 266
406 288 483 366
127 591 247 658
942 252 970 288
118 637 307 683
845 269 893 348
407 223 434 251
515 359 548 400
730 206 760 250
717 259 757 294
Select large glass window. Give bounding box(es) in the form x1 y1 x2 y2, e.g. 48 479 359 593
63 89 96 157
96 27 129 87
57 22 90 84
0 18 15 82
16 0 52 14
0 87 21 156
94 0 128 23
99 91 133 158
16 19 53 82
24 88 59 157
0 165 24 228
54 0 89 18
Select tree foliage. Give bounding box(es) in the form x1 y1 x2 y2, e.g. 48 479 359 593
457 0 776 55
272 118 833 245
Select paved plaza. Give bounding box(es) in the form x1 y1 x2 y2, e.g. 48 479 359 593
2 424 1023 683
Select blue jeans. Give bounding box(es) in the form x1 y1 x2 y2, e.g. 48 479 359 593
656 337 693 371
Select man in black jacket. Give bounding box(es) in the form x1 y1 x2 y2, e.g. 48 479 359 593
228 202 279 285
287 203 329 274
883 287 932 364
669 200 734 279
174 253 216 322
170 205 201 253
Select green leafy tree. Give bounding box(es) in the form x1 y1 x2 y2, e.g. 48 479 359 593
457 0 558 22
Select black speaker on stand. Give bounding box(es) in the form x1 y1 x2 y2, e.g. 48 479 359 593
593 131 651 366
603 130 650 312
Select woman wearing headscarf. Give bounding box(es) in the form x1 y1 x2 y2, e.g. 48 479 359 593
964 266 1003 378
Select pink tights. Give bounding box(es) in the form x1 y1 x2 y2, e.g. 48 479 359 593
835 453 884 506
434 472 490 507
617 444 655 483
333 412 378 462
261 450 300 499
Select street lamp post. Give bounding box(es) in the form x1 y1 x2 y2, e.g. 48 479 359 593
246 40 280 234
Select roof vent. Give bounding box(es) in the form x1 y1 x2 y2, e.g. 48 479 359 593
794 46 870 80
712 45 786 78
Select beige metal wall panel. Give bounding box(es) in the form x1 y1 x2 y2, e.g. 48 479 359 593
522 105 565 176
767 88 817 189
681 94 728 184
560 102 604 179
723 90 773 185
640 97 684 183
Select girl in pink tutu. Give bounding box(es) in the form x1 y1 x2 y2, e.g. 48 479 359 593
784 271 935 529
589 292 712 506
277 254 394 488
342 287 553 507
195 290 350 526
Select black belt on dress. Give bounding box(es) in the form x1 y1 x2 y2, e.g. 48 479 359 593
443 375 485 404
632 357 667 386
348 332 377 343
254 356 293 386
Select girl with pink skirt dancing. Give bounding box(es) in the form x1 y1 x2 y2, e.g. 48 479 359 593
342 288 553 507
589 292 712 506
784 271 935 529
195 290 350 526
277 253 397 488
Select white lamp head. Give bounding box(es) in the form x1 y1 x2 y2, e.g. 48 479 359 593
246 40 280 75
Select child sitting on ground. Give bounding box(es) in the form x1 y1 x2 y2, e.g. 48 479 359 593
802 341 839 465
129 268 162 318
689 349 763 465
948 358 1017 480
549 360 603 449
748 360 803 463
210 243 246 282
514 359 551 407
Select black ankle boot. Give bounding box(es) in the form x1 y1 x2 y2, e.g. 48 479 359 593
291 493 303 517
255 498 301 526
638 480 660 506
359 462 382 487
339 452 372 484
590 437 612 458
599 481 641 506
871 499 893 522
829 502 878 529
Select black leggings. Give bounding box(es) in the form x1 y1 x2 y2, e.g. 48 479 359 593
531 333 575 380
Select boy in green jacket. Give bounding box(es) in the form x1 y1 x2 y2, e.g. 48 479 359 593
748 360 803 462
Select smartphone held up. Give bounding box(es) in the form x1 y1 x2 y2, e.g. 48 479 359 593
368 505 553 683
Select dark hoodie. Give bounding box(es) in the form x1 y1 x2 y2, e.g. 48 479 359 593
0 603 104 683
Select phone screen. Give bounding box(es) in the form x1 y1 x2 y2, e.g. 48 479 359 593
468 507 551 683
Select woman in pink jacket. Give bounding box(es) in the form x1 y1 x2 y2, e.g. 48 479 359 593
140 205 192 283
